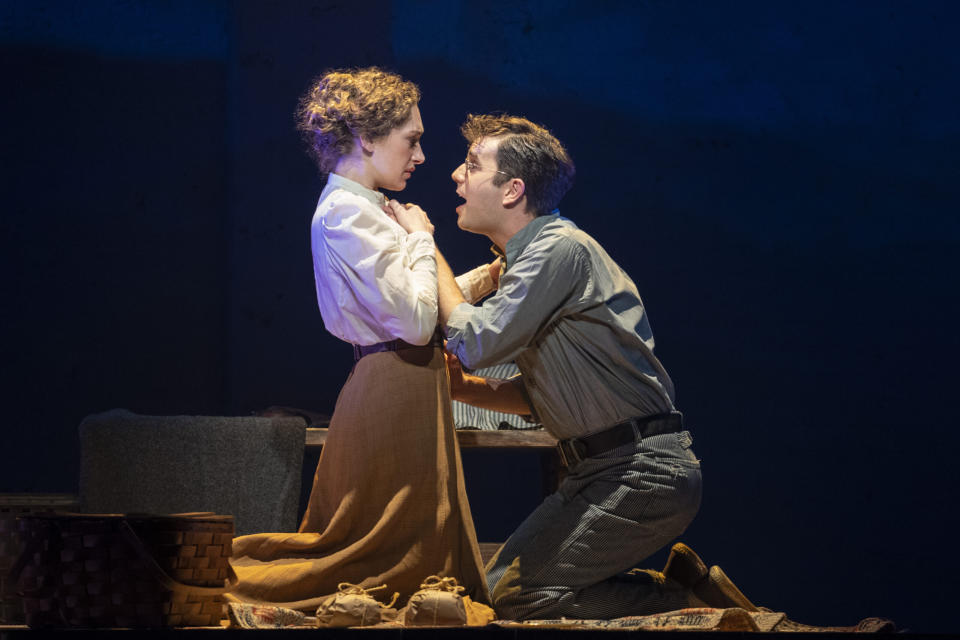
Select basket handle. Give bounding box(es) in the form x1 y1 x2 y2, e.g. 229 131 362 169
119 521 238 596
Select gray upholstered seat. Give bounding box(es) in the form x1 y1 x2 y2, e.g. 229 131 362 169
79 409 305 536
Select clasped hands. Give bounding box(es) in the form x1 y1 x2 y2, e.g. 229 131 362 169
383 200 434 236
383 200 501 287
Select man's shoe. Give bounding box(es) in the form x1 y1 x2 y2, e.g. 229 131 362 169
692 565 759 611
662 542 708 588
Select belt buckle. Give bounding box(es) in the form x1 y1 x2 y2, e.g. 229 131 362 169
556 438 584 468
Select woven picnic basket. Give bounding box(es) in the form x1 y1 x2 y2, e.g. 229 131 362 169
10 512 234 628
0 494 79 624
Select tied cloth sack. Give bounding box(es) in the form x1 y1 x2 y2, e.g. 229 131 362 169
403 575 495 627
315 583 399 627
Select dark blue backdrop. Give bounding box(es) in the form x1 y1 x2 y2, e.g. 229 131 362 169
2 0 958 632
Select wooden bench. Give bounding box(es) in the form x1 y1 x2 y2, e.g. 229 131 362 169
305 427 561 497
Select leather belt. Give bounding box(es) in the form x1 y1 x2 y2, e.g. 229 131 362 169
555 412 684 467
353 330 443 362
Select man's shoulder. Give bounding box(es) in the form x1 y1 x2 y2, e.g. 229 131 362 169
533 216 597 251
527 216 628 281
510 216 597 277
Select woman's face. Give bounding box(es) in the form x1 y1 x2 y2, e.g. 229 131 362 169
367 106 425 192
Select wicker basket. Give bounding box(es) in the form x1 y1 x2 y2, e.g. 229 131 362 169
10 512 234 628
0 494 79 624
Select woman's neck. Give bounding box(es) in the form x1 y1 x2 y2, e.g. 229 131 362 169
333 154 376 190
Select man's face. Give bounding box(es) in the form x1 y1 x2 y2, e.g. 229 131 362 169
451 136 509 236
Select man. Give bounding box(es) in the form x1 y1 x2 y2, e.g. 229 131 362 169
427 114 756 620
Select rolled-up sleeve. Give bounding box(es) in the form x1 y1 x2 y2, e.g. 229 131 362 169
445 236 588 369
455 263 496 303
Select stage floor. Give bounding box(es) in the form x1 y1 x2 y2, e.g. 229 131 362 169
0 626 927 639
0 606 906 638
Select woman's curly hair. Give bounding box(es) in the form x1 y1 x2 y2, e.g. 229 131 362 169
296 67 421 174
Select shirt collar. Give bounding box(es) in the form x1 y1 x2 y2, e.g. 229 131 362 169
324 173 387 208
502 211 560 271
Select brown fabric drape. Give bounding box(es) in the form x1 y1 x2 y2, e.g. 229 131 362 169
225 346 489 611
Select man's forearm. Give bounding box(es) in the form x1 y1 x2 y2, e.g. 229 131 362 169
453 374 533 416
436 248 466 325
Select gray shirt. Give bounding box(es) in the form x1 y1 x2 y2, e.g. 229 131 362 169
444 214 676 440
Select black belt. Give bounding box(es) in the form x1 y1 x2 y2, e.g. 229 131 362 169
353 330 444 362
555 412 684 467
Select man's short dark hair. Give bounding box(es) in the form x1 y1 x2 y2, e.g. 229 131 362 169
461 114 575 216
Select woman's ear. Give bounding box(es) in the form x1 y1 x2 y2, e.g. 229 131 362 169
358 135 376 155
502 178 526 207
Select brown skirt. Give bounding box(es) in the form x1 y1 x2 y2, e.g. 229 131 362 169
225 346 490 611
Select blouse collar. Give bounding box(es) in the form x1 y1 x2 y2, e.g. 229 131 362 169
324 173 387 208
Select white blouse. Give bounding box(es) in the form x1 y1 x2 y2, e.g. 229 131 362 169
311 173 493 346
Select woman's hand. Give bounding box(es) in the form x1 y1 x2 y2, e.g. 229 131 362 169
384 200 435 236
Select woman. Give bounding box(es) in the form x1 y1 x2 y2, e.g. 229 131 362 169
226 68 494 612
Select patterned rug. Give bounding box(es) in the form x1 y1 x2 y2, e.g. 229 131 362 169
226 603 895 632
493 607 896 633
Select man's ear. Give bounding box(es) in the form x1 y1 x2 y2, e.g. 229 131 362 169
502 178 526 207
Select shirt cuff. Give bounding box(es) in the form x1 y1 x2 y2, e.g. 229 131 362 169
443 301 474 348
455 264 495 304
404 230 436 262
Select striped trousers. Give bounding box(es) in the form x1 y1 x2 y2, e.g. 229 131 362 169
486 430 702 620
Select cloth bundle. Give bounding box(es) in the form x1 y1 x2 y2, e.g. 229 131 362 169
225 576 495 629
403 575 468 626
315 583 400 627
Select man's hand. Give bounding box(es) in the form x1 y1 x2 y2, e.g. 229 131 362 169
444 351 467 401
384 200 434 235
443 351 533 415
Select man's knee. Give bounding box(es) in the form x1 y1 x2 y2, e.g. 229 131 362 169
492 584 567 620
488 554 566 620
